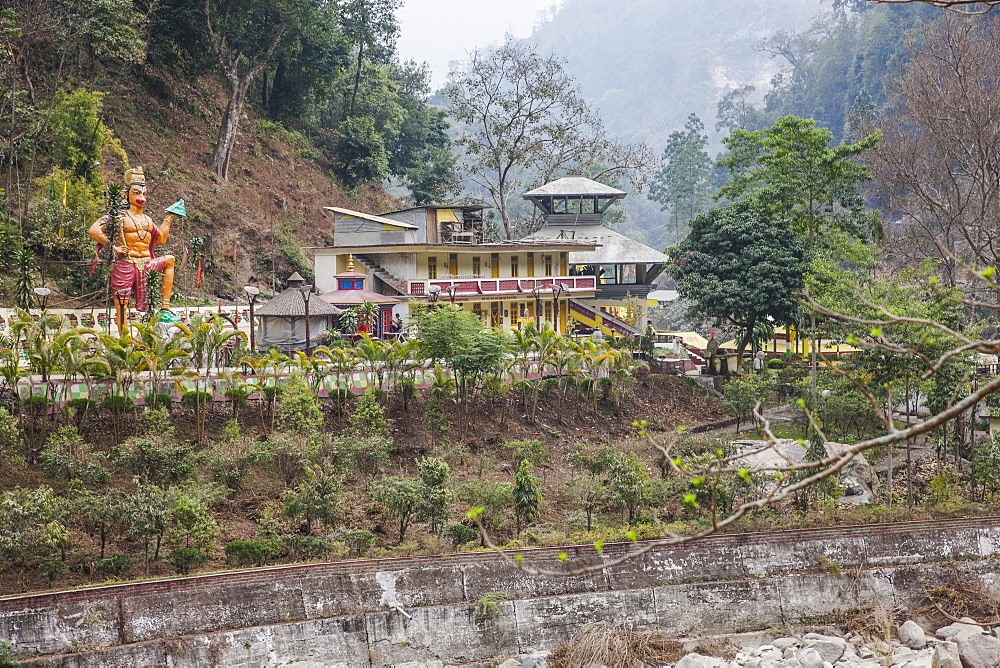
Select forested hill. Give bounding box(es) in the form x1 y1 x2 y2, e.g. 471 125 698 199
523 0 822 149
1 0 455 307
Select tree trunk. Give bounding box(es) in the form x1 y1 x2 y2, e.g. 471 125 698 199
349 41 365 118
210 74 250 181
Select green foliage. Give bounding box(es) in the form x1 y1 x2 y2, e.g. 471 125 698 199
607 451 651 523
95 553 133 577
39 426 110 485
512 460 543 535
650 113 713 237
167 486 222 551
0 406 23 464
371 475 422 543
332 435 392 479
284 535 329 560
971 435 1000 502
168 547 206 575
0 639 17 668
669 197 807 359
718 115 881 248
458 480 514 537
416 456 452 535
224 539 283 567
47 89 124 184
503 439 548 467
342 529 377 558
283 464 345 534
348 388 389 438
720 374 774 432
276 377 323 434
330 116 390 185
0 486 68 564
113 430 194 485
442 523 477 547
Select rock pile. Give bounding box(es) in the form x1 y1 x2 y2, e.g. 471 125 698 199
487 617 1000 668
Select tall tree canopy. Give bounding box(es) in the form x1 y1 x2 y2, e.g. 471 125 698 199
669 198 807 361
649 113 714 238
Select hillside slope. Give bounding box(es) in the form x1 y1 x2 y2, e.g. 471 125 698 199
92 75 400 302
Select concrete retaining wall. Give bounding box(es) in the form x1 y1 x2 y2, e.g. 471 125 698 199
4 518 999 666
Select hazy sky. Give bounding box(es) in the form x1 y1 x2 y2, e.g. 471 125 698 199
396 0 562 90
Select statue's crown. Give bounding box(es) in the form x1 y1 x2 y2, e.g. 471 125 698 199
124 166 145 187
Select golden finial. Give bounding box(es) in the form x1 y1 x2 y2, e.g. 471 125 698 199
347 254 355 272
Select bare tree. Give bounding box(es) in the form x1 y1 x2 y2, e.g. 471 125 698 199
445 40 653 240
866 0 998 12
203 0 288 181
863 15 1000 290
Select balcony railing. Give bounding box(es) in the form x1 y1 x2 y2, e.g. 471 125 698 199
408 276 596 297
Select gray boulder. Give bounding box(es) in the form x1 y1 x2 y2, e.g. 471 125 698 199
933 640 961 668
899 620 927 649
802 633 847 663
675 653 719 668
957 633 1000 668
797 648 824 668
772 637 799 651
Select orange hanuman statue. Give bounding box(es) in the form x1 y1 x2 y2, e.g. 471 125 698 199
88 167 183 334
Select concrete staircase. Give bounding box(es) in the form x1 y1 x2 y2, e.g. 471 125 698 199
353 254 408 296
568 298 641 337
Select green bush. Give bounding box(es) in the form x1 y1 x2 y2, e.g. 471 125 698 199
179 391 214 410
283 535 328 560
442 523 478 547
765 358 786 370
95 553 133 576
348 388 389 438
101 394 134 414
0 639 17 668
224 539 283 567
342 529 378 557
276 377 323 433
65 398 98 420
168 547 207 575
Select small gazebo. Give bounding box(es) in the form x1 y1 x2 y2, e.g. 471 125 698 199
318 255 400 337
254 272 341 351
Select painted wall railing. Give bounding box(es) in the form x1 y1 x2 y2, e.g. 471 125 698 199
13 363 544 405
408 276 596 297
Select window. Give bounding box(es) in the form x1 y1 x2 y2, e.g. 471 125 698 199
510 255 519 277
543 255 553 276
491 253 500 278
472 256 481 276
527 252 535 277
427 256 437 279
449 253 458 276
544 302 552 322
560 252 568 276
491 302 501 327
472 303 484 322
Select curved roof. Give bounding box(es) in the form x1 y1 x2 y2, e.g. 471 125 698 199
523 225 668 264
255 289 343 317
523 177 626 197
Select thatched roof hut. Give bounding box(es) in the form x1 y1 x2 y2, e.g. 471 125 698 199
254 273 341 351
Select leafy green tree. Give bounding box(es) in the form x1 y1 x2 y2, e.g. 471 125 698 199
276 376 323 434
565 474 606 531
167 486 222 552
39 426 110 485
721 374 775 432
122 482 171 566
416 456 453 535
337 0 402 119
0 406 22 465
458 480 514 543
0 486 68 565
607 452 650 523
512 460 543 536
650 113 714 237
69 488 123 559
718 115 881 251
330 115 390 186
283 464 344 534
670 198 807 361
112 413 194 485
348 387 389 438
371 475 421 543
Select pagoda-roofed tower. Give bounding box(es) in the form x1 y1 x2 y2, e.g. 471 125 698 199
318 255 400 337
522 176 667 336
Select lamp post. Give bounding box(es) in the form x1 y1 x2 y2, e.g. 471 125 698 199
754 349 766 373
428 284 441 304
445 284 457 304
299 284 313 355
244 285 259 352
530 286 542 329
550 283 564 333
32 287 51 382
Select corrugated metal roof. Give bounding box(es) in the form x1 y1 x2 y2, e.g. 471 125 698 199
325 207 419 230
523 226 668 264
523 177 627 197
255 288 343 317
